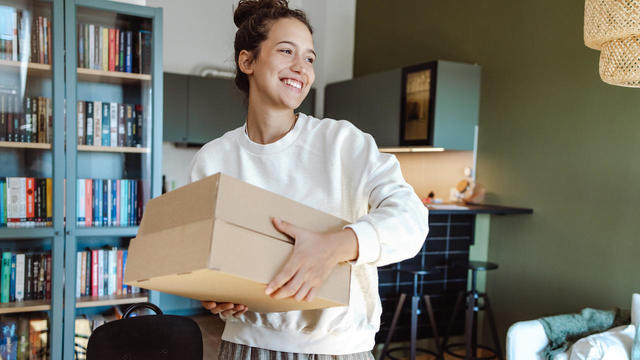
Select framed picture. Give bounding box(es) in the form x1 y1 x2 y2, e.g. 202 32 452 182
400 61 437 146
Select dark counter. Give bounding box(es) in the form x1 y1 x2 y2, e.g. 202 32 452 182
426 203 533 215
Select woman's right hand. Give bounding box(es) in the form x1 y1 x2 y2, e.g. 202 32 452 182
201 301 248 318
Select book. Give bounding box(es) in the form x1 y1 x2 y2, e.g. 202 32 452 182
108 248 116 295
118 103 125 146
0 94 6 141
110 102 117 146
78 23 84 69
24 254 31 300
85 178 92 227
125 104 134 146
1 252 12 303
76 252 82 298
25 178 34 227
135 104 143 147
85 100 94 145
106 179 112 226
102 179 107 226
77 100 85 145
0 316 17 359
101 101 109 146
97 249 104 297
45 177 52 226
15 253 24 301
116 249 123 295
125 30 132 73
25 97 31 142
108 28 115 72
0 178 5 226
88 24 95 70
93 100 101 146
6 178 26 228
9 253 16 302
80 251 86 297
46 253 51 299
77 178 85 226
91 249 98 297
17 316 28 358
102 26 108 72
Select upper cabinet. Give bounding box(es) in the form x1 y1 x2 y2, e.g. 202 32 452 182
163 72 316 144
325 60 481 150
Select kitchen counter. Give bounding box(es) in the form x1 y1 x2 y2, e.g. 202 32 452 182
426 203 533 215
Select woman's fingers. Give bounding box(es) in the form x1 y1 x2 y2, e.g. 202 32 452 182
304 288 317 302
266 254 300 296
294 282 312 302
271 270 304 299
201 301 217 310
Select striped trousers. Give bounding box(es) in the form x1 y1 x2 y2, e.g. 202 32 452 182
218 341 375 360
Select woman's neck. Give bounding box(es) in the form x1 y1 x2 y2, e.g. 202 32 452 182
246 106 297 145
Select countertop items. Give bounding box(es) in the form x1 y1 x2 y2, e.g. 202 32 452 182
426 203 533 215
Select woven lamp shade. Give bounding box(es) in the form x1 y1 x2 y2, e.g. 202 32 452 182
584 0 640 87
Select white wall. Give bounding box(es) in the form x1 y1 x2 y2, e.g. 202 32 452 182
144 0 357 190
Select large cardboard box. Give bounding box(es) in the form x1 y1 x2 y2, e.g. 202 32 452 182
124 173 351 313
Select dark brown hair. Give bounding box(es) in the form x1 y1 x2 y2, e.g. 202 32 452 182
233 0 313 96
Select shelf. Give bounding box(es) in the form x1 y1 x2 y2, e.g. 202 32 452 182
77 68 151 84
74 226 138 237
0 141 52 150
75 293 148 308
77 145 150 153
0 299 51 314
0 227 56 239
0 59 52 77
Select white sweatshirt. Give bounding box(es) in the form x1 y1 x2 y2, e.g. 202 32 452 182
188 113 429 355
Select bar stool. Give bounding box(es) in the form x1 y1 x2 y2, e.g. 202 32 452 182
379 268 443 360
441 261 503 360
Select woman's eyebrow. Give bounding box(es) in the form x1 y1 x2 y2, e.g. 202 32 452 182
276 40 317 58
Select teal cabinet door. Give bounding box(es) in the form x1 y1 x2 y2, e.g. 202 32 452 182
163 73 188 142
187 76 246 144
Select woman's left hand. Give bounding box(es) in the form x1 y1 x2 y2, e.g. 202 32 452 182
265 218 358 302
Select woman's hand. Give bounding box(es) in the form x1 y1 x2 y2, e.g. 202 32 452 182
265 218 358 302
201 301 248 318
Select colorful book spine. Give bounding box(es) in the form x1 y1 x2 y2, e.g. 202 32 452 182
0 178 5 226
93 100 101 146
85 100 94 145
77 178 85 226
46 177 52 225
15 253 24 301
10 253 16 302
77 100 85 145
76 252 82 298
1 252 11 303
91 250 98 296
85 179 92 227
101 102 109 146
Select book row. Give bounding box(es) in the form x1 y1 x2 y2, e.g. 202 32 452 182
0 178 53 228
75 248 141 298
77 23 152 74
76 178 145 227
0 314 49 360
76 101 144 147
0 8 52 65
0 94 52 144
0 251 52 303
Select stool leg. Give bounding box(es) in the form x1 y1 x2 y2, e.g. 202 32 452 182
483 295 503 360
441 291 465 350
423 295 442 359
379 293 406 360
410 295 419 360
464 292 476 360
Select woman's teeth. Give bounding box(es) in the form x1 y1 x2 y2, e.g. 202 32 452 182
282 79 302 89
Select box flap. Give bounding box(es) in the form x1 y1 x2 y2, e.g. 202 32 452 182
137 173 220 237
216 173 350 243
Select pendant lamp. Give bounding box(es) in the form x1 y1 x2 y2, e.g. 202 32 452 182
584 0 640 87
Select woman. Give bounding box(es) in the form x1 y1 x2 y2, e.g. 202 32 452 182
189 0 429 358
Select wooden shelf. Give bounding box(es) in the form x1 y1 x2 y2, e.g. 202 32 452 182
77 145 150 153
77 67 151 84
75 293 148 308
0 59 52 77
0 141 52 150
0 300 51 314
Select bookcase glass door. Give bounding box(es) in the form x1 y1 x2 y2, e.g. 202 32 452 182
0 0 65 358
1 0 55 229
64 1 161 359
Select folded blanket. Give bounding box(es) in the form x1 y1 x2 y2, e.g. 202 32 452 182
539 307 630 359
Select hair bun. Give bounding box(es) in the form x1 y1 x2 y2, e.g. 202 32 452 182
233 0 290 28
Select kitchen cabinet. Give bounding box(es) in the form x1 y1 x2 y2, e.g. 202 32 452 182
163 72 316 144
324 60 481 150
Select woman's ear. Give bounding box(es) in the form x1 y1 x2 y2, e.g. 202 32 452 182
238 50 255 75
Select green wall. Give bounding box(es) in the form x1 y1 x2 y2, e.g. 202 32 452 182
355 0 640 340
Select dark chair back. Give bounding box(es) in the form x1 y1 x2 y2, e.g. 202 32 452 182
86 302 203 360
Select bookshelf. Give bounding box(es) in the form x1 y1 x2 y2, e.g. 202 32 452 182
0 0 161 358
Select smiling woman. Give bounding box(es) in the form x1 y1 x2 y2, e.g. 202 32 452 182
187 0 430 359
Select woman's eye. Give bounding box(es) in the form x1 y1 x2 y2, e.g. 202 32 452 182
280 49 293 55
306 57 315 64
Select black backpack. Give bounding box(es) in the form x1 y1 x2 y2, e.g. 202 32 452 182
86 302 203 360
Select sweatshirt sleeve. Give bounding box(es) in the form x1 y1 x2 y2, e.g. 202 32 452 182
343 135 429 268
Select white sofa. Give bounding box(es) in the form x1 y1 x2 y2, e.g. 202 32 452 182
506 294 639 360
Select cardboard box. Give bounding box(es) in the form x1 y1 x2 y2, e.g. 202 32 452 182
124 173 351 313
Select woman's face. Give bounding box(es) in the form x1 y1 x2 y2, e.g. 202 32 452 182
242 17 316 111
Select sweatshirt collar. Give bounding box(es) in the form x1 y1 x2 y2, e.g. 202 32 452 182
238 113 306 155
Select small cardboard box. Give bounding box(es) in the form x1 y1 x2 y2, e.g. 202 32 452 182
124 173 351 313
